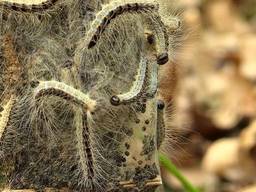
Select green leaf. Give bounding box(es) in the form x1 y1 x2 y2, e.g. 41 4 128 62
159 153 200 192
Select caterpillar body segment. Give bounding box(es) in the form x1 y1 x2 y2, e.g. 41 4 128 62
33 80 96 112
156 99 165 149
110 56 148 106
0 0 59 12
74 109 97 191
146 59 158 98
84 1 159 49
0 95 15 140
145 13 169 65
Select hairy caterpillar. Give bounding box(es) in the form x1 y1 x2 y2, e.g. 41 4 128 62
82 0 170 65
33 80 96 112
0 0 59 12
83 1 159 49
156 99 165 149
0 96 14 140
147 13 169 65
146 59 158 98
110 56 148 106
75 109 98 191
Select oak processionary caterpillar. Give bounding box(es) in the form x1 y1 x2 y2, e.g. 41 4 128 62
85 1 159 49
110 56 148 106
147 59 158 98
33 80 99 189
148 13 169 65
33 80 96 112
81 0 170 65
75 109 97 191
0 0 59 12
0 96 15 140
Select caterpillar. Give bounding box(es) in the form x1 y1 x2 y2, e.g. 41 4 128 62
110 56 148 106
0 95 15 140
156 99 165 149
146 59 158 98
82 1 159 49
147 13 169 65
75 109 97 191
0 0 59 12
33 80 96 112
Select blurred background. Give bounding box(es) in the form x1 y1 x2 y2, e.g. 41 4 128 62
159 0 256 191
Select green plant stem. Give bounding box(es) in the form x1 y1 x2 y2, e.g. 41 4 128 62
159 153 200 192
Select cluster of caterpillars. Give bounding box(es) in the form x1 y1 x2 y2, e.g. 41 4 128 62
0 0 181 191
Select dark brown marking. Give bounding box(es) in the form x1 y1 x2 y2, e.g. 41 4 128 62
82 114 95 179
125 143 130 149
147 33 155 44
124 151 130 156
135 119 140 124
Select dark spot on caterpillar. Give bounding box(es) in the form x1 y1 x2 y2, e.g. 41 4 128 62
62 60 73 69
135 119 140 124
138 160 143 165
124 151 130 156
145 120 149 124
157 52 169 65
0 106 4 112
88 39 97 49
125 143 130 149
115 6 123 14
115 154 126 165
141 104 146 113
121 156 126 162
30 80 40 88
142 98 147 103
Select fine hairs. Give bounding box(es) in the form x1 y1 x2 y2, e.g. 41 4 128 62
0 0 182 191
